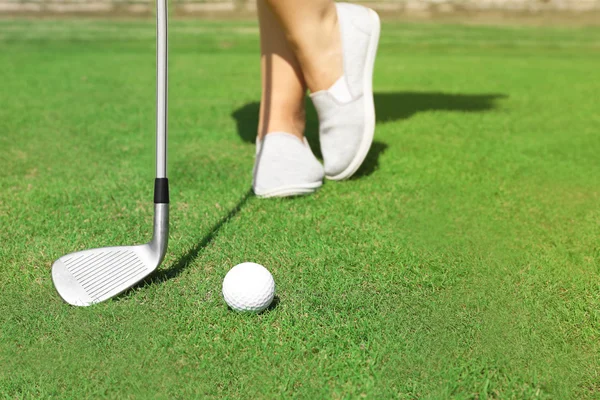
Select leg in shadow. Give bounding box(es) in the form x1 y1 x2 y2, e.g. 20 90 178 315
374 92 507 123
231 91 507 179
351 141 389 179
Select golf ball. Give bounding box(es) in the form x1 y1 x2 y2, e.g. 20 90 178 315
222 262 275 312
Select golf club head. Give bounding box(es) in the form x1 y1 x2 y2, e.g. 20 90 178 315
52 244 159 306
52 0 170 307
51 204 168 306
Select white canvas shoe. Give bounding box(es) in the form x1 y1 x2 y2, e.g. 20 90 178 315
252 132 325 198
310 3 381 180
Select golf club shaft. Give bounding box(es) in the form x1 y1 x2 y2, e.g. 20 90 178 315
151 0 169 261
156 0 167 180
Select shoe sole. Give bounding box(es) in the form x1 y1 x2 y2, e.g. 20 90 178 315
326 8 381 181
254 181 323 199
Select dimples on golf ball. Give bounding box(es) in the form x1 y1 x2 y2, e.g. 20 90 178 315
222 262 275 312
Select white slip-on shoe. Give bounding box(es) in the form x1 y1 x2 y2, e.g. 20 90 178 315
252 132 325 198
310 2 381 180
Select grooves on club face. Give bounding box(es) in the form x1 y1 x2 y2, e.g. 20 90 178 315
51 203 169 307
52 245 157 306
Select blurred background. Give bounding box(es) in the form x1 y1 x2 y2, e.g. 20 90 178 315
2 0 600 19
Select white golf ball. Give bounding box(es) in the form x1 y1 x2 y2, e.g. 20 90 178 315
222 262 275 312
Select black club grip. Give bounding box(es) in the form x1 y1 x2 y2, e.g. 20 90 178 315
154 178 170 204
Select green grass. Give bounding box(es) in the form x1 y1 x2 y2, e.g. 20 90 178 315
1 18 600 398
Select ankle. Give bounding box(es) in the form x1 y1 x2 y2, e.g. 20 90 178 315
284 10 343 92
261 130 304 142
258 117 306 142
258 95 306 141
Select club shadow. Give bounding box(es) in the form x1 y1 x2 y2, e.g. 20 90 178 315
119 188 253 297
231 91 507 179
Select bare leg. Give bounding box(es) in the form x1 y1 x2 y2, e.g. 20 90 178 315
258 0 307 141
253 0 379 193
264 0 343 93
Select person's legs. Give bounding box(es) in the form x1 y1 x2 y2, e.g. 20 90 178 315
264 1 381 181
263 0 342 93
257 0 307 141
253 0 324 198
253 0 380 196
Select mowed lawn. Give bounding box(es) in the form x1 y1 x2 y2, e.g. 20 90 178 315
1 17 599 398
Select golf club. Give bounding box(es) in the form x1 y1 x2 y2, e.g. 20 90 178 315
51 0 170 306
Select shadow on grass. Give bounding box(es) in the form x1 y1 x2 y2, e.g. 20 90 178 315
124 189 253 294
232 91 507 179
